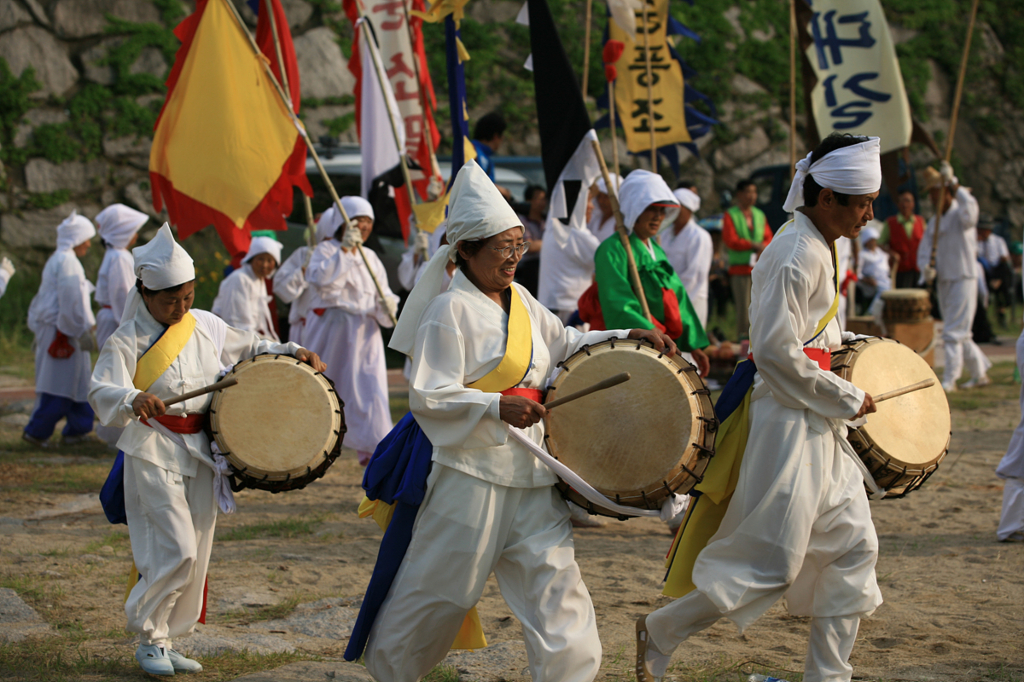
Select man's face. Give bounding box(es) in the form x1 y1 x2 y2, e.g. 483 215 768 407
897 192 915 217
835 191 878 240
249 253 277 279
144 281 195 326
530 190 547 214
737 184 757 209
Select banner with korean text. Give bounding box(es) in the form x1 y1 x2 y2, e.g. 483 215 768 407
805 0 911 155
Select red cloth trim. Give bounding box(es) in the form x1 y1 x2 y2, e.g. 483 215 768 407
312 308 326 317
500 388 544 402
142 413 205 435
750 347 831 371
101 304 112 309
198 577 207 625
256 0 301 113
577 281 606 330
840 269 858 292
659 288 683 339
47 331 74 359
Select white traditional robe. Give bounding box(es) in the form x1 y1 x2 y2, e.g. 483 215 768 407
0 266 11 299
95 247 135 350
660 220 713 327
996 323 1024 540
646 212 882 682
273 246 314 345
89 306 297 646
212 264 279 341
27 249 96 402
537 217 602 313
918 187 988 386
365 270 625 682
304 240 400 455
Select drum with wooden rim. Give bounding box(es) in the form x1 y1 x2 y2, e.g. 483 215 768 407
543 338 717 518
881 288 932 324
209 354 346 493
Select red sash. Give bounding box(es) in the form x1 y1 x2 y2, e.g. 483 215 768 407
312 308 326 316
749 347 830 371
577 282 683 339
141 413 205 434
500 388 544 402
101 304 112 309
47 331 75 359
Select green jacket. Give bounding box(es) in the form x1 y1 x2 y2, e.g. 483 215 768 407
594 233 708 352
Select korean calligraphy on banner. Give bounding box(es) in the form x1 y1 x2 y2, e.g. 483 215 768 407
608 0 690 154
805 0 911 155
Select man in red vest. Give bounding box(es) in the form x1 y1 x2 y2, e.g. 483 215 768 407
723 179 773 340
880 189 924 289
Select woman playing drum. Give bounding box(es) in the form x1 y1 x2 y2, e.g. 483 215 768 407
350 160 675 682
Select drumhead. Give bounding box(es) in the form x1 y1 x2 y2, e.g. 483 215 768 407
843 339 949 466
544 339 714 507
881 288 929 301
210 355 343 481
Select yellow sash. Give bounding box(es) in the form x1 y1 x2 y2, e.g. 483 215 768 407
125 311 198 603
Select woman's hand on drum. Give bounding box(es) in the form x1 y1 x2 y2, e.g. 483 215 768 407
690 347 711 378
853 393 877 420
132 392 167 420
295 348 327 373
627 329 677 356
499 395 548 429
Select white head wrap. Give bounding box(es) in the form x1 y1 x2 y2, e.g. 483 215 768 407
595 173 622 196
122 223 196 324
95 203 148 249
783 137 882 213
316 206 343 242
673 188 701 213
341 196 375 222
56 210 96 252
243 236 283 267
859 225 880 244
389 160 522 356
618 170 679 232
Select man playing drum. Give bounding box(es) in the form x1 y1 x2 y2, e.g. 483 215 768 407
346 160 675 682
89 225 325 677
636 134 883 682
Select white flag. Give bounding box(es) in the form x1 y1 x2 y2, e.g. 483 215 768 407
606 0 641 40
359 19 406 200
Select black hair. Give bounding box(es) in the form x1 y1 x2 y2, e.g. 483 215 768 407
676 179 697 190
524 185 546 201
474 112 507 142
454 239 486 271
802 133 870 207
735 179 756 193
136 278 193 297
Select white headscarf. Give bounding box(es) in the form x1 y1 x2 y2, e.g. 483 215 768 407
860 225 881 245
673 188 701 213
121 223 195 324
243 236 283 267
56 210 96 252
95 203 148 249
316 206 343 242
618 170 680 231
389 160 522 356
783 137 882 213
596 173 622 196
341 196 375 222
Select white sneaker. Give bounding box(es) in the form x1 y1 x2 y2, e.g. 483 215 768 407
960 375 990 390
135 644 175 676
942 382 957 393
567 502 606 528
167 648 203 673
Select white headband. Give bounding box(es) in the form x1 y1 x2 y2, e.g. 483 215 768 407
783 137 882 213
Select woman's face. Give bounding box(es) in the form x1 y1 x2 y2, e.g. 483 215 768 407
354 215 373 242
144 281 195 326
73 239 91 257
458 226 527 295
633 204 668 242
248 253 277 279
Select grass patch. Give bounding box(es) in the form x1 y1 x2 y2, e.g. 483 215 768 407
423 664 461 682
221 593 308 626
82 530 130 554
0 460 110 494
943 361 1018 413
218 514 328 542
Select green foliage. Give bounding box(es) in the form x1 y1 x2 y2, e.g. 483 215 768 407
101 15 179 95
323 112 356 136
153 0 187 27
26 189 72 209
0 58 41 163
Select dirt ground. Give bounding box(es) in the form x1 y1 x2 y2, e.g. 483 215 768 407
1 362 1023 682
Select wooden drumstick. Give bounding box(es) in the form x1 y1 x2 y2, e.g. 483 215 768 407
872 379 936 404
163 377 239 407
545 372 631 410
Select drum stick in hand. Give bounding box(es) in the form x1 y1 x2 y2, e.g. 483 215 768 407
163 377 239 407
873 379 936 404
545 372 631 410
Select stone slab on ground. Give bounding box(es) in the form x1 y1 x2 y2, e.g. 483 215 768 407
230 661 373 681
0 587 51 642
442 640 531 681
249 596 359 639
175 624 295 658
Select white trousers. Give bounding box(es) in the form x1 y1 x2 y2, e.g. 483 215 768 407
998 477 1024 541
938 278 990 386
364 465 601 682
647 590 860 682
124 455 217 647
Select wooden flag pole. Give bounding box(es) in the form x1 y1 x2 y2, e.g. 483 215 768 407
788 0 797 179
581 0 593 100
302 194 316 261
640 6 657 172
222 0 397 324
928 0 980 272
591 138 653 320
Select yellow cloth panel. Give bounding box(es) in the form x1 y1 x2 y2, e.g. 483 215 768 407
150 0 299 228
133 312 197 392
412 193 449 234
466 285 532 393
124 560 140 603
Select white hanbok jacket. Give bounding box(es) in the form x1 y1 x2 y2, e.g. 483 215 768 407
273 246 314 344
95 247 135 349
212 264 279 341
537 218 603 312
409 269 626 487
89 307 298 476
660 220 713 327
27 249 96 401
917 186 979 282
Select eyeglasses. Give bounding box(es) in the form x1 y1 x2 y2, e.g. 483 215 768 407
489 242 531 259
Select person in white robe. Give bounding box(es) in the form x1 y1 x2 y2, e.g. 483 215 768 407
304 196 400 465
834 234 852 330
273 211 339 345
856 225 891 310
0 257 15 299
917 164 990 391
23 211 97 446
587 174 620 243
997 315 1024 542
660 187 712 328
89 224 323 677
397 228 445 292
365 160 675 682
636 135 884 682
212 237 283 341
